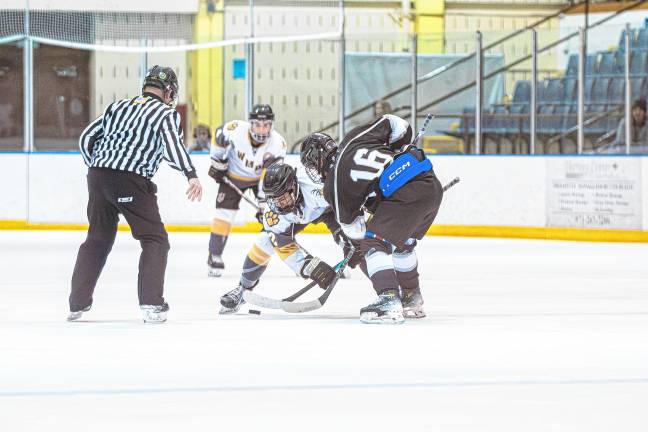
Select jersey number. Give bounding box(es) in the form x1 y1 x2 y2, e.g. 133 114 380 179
349 149 392 182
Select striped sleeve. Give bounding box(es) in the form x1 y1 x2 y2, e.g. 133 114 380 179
78 115 104 166
160 111 197 179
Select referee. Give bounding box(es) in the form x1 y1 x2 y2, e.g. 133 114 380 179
68 65 203 324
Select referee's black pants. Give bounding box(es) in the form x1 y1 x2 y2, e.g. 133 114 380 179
70 168 170 311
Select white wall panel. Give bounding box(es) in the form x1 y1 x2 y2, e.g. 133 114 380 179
3 154 646 232
0 154 28 221
643 158 648 230
27 154 87 224
432 155 546 227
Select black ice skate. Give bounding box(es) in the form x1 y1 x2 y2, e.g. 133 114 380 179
220 284 246 314
359 289 405 324
140 302 169 324
67 305 91 322
207 254 225 277
401 288 426 318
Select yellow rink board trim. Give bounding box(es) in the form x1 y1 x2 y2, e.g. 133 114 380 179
1 220 647 243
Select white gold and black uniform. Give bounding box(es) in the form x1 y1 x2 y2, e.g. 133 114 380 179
206 105 287 276
219 162 342 314
305 114 444 323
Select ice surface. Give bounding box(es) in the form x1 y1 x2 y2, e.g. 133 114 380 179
1 231 647 431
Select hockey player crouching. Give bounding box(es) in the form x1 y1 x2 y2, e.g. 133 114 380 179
219 162 345 314
300 116 443 324
207 104 287 277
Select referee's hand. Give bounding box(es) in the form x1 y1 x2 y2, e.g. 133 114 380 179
186 178 203 202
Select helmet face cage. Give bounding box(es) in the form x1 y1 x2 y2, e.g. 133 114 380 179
267 185 299 215
300 133 336 184
249 104 275 144
263 164 300 215
250 119 273 145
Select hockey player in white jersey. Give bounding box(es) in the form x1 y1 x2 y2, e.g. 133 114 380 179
207 104 286 277
219 162 347 314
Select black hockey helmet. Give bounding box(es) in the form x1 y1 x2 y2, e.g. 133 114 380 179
142 65 179 106
299 132 337 184
249 104 275 121
262 162 300 215
249 104 275 144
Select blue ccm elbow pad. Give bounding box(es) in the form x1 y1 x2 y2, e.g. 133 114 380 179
379 152 432 198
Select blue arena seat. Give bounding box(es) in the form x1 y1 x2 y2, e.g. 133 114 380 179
512 80 531 104
608 78 625 104
631 51 648 74
562 78 577 103
542 78 562 103
618 27 636 51
565 54 598 76
598 52 617 75
592 78 611 103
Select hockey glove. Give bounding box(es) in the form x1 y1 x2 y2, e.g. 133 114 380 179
208 158 228 184
255 199 267 224
300 256 336 289
346 240 364 269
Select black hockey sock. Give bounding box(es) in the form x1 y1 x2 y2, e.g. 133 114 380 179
365 248 398 295
393 251 419 291
209 233 228 256
240 256 268 289
393 239 420 291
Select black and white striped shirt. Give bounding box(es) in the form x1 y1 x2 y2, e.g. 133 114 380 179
79 92 196 180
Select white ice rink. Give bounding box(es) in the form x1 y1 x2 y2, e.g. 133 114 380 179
1 230 647 431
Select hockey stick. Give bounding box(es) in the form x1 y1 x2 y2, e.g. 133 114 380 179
443 176 460 192
279 245 356 313
222 176 261 211
242 257 347 310
244 176 461 311
410 113 435 148
224 175 347 306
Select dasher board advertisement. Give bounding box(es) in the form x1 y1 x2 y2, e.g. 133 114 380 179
546 158 642 230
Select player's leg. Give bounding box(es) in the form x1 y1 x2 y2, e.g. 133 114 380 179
207 181 243 277
357 237 404 324
69 169 119 321
393 239 425 318
117 176 170 323
220 232 274 314
391 173 444 318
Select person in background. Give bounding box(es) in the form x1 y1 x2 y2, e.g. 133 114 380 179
188 123 211 152
206 104 286 277
615 98 648 147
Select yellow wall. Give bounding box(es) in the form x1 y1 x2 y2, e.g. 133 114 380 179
416 0 445 53
191 0 224 132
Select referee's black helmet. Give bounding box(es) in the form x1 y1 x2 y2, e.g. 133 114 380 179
143 65 179 105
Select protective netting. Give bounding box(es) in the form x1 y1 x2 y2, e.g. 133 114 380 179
1 1 343 52
0 10 24 40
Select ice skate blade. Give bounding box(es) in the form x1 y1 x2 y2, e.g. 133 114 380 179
142 312 167 324
207 268 223 277
403 308 426 319
67 306 91 322
219 306 240 315
360 311 405 324
67 311 83 321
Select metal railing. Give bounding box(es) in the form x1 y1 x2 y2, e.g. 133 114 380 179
293 0 648 155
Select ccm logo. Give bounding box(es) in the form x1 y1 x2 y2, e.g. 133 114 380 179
388 161 411 181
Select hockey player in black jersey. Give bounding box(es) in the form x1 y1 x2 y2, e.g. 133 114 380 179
300 115 443 324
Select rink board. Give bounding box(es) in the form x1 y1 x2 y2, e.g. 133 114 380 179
1 153 647 241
